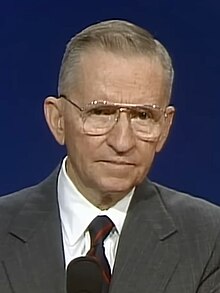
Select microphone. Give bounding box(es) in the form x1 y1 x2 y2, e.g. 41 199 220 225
66 256 103 293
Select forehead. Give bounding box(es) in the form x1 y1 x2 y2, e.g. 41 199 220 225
75 50 169 106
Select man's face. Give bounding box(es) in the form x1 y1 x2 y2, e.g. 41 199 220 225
46 50 174 204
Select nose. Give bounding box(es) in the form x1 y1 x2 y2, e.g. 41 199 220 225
106 112 136 154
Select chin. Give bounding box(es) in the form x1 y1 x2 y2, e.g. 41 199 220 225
96 176 136 195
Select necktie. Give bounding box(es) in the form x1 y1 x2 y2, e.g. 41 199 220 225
87 216 114 292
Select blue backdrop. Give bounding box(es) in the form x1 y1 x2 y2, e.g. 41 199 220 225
0 0 219 204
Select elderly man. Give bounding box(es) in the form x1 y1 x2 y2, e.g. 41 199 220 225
0 20 220 293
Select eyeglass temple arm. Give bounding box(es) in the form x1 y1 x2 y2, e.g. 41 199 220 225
59 95 83 112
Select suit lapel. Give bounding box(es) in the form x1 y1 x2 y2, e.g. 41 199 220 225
2 169 66 293
110 179 179 293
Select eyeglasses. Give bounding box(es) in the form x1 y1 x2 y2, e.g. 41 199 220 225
60 95 169 141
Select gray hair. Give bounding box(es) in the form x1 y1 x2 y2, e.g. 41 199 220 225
58 19 174 99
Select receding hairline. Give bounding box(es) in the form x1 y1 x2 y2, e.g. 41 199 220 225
58 19 174 100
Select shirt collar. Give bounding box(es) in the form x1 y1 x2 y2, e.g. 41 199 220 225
57 157 134 246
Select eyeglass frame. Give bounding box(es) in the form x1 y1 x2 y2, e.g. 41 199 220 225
59 94 170 137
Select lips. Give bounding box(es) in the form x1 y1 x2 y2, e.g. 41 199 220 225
99 160 135 165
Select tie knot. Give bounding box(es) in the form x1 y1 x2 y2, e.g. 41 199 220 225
88 216 114 247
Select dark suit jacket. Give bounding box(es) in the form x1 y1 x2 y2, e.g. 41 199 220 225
0 167 220 293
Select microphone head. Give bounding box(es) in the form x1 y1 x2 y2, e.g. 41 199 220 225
66 256 103 293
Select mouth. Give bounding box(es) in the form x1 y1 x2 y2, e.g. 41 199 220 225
98 160 135 166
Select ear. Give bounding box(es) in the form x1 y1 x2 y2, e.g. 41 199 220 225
155 106 175 152
44 96 65 145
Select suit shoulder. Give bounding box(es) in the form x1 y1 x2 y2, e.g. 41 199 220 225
0 185 43 232
154 183 220 229
0 166 59 214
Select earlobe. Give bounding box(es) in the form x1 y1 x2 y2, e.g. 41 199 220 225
44 96 65 145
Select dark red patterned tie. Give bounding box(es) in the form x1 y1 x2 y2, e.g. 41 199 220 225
87 216 114 292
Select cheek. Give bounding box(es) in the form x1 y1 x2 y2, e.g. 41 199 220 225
64 124 105 166
136 143 157 174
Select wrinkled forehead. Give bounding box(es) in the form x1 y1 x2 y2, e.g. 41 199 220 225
73 50 171 106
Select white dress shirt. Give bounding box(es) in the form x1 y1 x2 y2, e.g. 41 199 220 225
57 157 134 271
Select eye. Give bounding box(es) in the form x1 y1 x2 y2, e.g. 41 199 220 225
91 109 104 115
89 107 116 116
130 109 153 120
137 111 152 120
